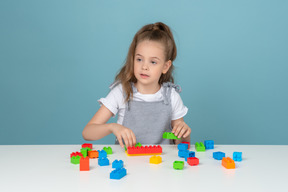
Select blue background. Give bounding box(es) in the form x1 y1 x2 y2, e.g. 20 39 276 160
1 0 287 145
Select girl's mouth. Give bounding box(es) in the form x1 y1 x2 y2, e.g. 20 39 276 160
140 74 149 78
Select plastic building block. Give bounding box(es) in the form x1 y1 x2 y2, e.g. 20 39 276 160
178 143 188 151
81 147 91 158
178 149 189 158
103 147 113 155
233 152 242 162
213 151 225 160
112 160 124 169
173 161 184 170
98 150 107 158
70 152 83 158
125 151 162 156
125 143 142 151
80 156 89 171
127 145 162 155
195 142 205 152
88 150 99 159
98 157 109 166
149 155 162 164
110 168 127 180
71 155 81 164
163 132 180 140
135 142 142 147
222 157 235 169
187 157 199 166
185 151 196 161
181 142 190 149
204 140 214 149
82 143 92 149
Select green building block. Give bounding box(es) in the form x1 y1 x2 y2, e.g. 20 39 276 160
162 132 180 140
195 142 206 152
80 147 91 158
173 161 184 170
135 142 142 147
103 146 113 154
71 156 81 164
124 142 142 151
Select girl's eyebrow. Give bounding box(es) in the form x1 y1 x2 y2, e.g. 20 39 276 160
135 54 160 61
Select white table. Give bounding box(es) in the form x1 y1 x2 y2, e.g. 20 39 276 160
0 145 287 192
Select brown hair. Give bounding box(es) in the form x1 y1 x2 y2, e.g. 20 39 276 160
115 22 177 102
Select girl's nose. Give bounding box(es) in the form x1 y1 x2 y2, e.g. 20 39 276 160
142 62 149 70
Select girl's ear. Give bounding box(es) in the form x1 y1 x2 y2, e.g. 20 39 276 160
162 60 172 74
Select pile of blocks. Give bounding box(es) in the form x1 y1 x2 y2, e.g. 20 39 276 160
70 143 126 179
175 142 199 169
213 150 242 169
110 160 126 180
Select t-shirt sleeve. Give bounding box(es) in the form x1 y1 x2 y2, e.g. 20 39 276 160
98 84 123 116
171 88 188 120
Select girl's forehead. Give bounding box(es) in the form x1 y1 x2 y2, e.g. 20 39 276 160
135 40 165 58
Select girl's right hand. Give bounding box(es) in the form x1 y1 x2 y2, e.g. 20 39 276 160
110 123 136 148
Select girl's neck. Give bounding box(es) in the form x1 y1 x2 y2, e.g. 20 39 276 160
134 83 161 94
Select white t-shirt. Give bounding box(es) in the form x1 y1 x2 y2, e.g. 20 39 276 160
98 83 188 125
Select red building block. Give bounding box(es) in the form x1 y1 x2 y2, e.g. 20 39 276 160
88 150 99 159
187 157 199 166
222 157 235 169
70 152 83 158
127 145 162 154
82 143 92 149
80 156 90 171
181 142 190 149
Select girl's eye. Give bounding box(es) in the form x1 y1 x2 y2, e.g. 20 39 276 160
137 58 142 62
151 61 157 64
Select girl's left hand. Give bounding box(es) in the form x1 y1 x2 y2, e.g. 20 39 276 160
172 120 191 139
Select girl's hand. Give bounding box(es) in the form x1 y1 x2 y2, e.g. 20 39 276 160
110 123 136 148
171 119 191 139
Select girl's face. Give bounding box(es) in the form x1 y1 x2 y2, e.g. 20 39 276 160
134 40 171 89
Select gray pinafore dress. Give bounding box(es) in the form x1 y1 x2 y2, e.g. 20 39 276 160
110 82 182 145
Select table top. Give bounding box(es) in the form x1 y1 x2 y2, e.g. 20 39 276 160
0 144 287 192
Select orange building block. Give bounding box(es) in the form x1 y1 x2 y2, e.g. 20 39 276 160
80 156 90 171
88 150 99 159
149 155 162 164
222 157 235 169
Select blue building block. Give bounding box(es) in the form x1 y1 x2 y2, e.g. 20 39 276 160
213 151 225 160
185 151 196 161
112 160 124 169
178 149 189 158
178 143 188 151
98 150 107 158
233 152 242 162
204 140 214 149
110 168 127 180
98 157 109 166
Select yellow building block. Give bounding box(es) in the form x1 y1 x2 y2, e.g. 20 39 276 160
149 155 162 164
125 151 162 156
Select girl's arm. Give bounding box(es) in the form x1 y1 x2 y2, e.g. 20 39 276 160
82 105 114 140
171 117 191 145
82 105 136 148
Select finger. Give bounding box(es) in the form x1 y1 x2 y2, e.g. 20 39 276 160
121 133 130 148
124 131 134 147
183 128 191 138
171 123 180 134
117 136 124 148
130 130 137 146
178 128 187 139
174 124 184 138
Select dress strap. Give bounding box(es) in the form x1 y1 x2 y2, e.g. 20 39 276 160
162 82 182 105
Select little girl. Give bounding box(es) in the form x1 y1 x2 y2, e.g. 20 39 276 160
82 22 191 148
